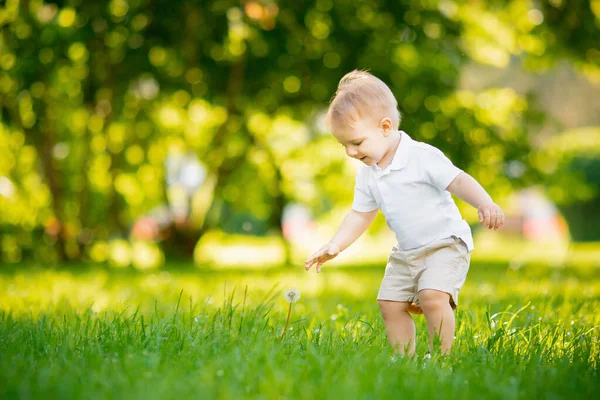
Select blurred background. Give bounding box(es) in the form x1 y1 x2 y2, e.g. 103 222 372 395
0 0 599 271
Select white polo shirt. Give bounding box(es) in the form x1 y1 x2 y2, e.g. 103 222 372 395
352 131 474 251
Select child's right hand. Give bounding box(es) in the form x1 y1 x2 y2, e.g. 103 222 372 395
305 243 341 273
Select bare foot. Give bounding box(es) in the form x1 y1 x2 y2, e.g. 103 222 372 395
407 303 423 314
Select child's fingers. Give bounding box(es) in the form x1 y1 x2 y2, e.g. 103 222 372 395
306 255 327 272
483 208 491 228
306 244 338 272
305 248 326 268
480 205 504 230
304 256 315 269
491 208 501 230
490 211 498 230
496 210 505 229
316 262 323 273
304 259 313 270
305 255 320 270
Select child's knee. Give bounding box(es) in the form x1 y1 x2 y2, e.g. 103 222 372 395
418 289 450 311
378 300 410 320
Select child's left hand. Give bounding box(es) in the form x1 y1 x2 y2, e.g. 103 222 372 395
478 202 504 230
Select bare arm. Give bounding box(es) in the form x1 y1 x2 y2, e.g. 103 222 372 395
329 208 378 251
446 172 504 230
446 172 493 208
305 208 378 272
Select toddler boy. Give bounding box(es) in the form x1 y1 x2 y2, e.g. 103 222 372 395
304 70 504 356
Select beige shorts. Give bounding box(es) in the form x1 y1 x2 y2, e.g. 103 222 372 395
377 236 471 309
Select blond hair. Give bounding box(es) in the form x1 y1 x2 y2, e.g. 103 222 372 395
326 70 401 131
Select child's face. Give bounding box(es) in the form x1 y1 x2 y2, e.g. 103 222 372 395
332 117 394 166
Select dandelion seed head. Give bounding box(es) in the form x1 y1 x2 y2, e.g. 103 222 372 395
284 288 301 303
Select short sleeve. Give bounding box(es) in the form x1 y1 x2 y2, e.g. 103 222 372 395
351 167 378 212
421 146 463 191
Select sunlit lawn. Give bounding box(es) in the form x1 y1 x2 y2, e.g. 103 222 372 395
1 259 599 399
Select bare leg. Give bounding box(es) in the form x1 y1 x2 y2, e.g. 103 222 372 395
418 289 455 354
378 300 416 355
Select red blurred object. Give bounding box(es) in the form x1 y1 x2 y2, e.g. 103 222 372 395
131 217 160 241
281 203 315 244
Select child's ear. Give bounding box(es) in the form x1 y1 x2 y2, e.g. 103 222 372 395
380 117 393 137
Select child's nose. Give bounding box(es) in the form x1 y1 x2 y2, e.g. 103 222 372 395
346 147 358 157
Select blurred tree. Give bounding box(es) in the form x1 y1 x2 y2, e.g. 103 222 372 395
0 0 598 263
559 157 600 241
541 127 600 241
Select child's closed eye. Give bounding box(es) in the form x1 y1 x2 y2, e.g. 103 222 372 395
340 141 362 148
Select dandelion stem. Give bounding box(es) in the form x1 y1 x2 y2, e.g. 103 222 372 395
280 303 293 342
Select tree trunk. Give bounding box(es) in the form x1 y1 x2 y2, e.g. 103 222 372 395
33 124 68 262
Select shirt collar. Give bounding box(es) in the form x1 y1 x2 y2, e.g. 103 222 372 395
373 130 411 174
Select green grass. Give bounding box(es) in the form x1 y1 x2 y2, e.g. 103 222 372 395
1 261 599 399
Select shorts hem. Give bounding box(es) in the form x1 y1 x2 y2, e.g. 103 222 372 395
377 293 417 303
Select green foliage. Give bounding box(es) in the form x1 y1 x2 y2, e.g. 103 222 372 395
558 157 600 241
0 0 599 262
540 128 600 240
